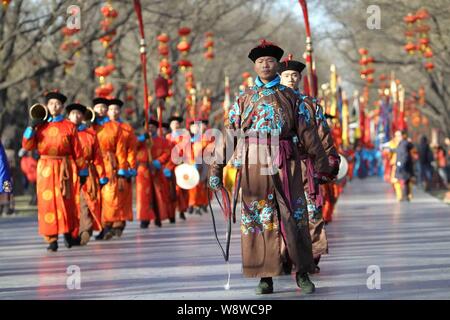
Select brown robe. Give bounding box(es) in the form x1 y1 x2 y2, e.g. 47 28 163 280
209 78 330 278
300 101 340 259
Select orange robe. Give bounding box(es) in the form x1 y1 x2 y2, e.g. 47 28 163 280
166 132 189 214
136 137 155 222
72 126 107 232
150 135 172 221
92 118 127 225
22 118 86 239
136 134 172 222
115 121 137 223
188 135 209 208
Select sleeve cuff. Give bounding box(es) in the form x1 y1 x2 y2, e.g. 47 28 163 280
118 169 128 177
128 168 137 177
137 134 146 142
152 160 161 170
23 127 35 140
78 168 89 177
99 177 109 185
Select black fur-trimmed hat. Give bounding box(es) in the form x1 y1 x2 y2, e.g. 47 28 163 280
248 39 284 63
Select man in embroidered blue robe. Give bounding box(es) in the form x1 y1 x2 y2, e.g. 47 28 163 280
208 40 333 295
279 56 340 273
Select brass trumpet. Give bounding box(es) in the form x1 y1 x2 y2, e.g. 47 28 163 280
84 106 96 123
29 103 49 121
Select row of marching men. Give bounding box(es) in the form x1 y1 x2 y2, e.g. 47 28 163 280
22 91 210 252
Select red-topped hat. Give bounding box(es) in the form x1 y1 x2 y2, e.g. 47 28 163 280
248 39 284 63
45 89 67 104
279 54 306 74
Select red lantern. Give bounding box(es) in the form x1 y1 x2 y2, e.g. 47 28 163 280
204 51 215 60
404 42 416 54
203 40 214 49
95 83 114 97
423 49 433 58
101 19 111 31
178 27 191 36
159 59 170 69
157 33 170 43
158 45 169 56
177 40 191 53
62 27 79 36
419 38 429 45
60 42 69 52
358 48 368 55
106 52 115 60
415 8 429 20
242 72 251 79
415 25 430 34
155 75 169 99
178 60 193 68
403 14 417 24
424 62 434 71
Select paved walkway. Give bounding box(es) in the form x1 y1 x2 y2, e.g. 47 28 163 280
0 178 449 299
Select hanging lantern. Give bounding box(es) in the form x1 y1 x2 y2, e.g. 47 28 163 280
95 83 115 97
415 8 429 20
2 0 11 9
178 59 193 71
404 42 416 54
177 27 191 56
106 51 115 60
203 32 215 61
157 33 169 43
177 40 191 53
358 48 368 56
424 61 434 71
155 75 169 99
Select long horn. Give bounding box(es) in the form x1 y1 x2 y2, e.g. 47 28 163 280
29 104 48 121
84 106 96 123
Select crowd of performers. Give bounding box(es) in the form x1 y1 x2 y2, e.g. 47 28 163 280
4 39 371 296
20 93 214 252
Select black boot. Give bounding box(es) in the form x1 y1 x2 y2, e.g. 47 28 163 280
47 241 58 252
296 272 315 294
195 208 202 215
63 233 73 248
95 229 105 240
179 212 186 220
201 205 208 213
169 217 176 224
256 277 273 295
103 226 114 240
140 221 150 229
154 219 162 227
188 207 194 214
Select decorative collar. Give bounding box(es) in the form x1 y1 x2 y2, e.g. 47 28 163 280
95 116 110 126
48 114 64 123
255 75 280 89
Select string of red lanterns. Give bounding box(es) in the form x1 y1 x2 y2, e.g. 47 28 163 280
403 8 434 71
95 1 119 98
358 48 375 85
204 32 215 60
157 33 173 98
